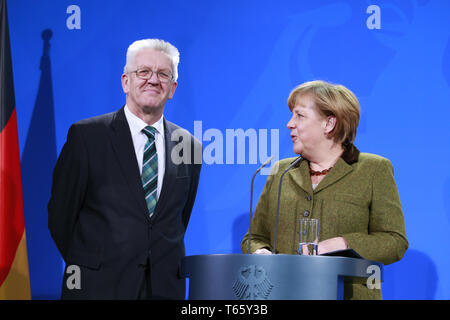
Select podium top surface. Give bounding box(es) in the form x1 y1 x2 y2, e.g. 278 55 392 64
181 253 383 280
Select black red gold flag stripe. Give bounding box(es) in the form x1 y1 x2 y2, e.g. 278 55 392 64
0 0 31 299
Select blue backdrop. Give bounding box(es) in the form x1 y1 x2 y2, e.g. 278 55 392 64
8 0 450 299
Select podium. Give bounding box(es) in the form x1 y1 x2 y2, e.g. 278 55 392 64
181 254 383 300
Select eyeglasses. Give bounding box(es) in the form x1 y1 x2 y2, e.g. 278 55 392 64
131 68 173 83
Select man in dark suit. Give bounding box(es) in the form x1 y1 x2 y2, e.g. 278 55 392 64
48 39 202 299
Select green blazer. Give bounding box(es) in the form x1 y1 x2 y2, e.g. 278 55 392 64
241 147 408 300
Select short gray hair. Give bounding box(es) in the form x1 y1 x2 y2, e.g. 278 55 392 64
123 39 180 81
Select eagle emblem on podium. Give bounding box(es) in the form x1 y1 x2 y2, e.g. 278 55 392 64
232 265 273 300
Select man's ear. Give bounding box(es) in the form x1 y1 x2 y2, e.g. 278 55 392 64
121 73 129 94
168 81 178 99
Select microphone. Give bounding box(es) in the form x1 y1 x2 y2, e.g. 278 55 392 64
247 156 274 254
272 156 303 254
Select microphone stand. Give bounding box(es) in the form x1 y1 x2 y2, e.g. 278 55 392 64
247 156 273 254
272 156 303 254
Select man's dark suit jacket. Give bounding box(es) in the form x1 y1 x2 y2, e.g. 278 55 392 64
48 107 202 299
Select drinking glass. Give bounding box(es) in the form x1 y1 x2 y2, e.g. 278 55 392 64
298 218 319 255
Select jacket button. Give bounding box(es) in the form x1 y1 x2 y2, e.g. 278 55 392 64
306 195 312 201
303 210 310 217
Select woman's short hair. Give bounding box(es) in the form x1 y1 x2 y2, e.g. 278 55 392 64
287 80 360 145
123 39 180 81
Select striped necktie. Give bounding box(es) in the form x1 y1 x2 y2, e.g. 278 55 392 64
141 126 158 217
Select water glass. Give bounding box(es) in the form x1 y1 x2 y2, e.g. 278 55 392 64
298 218 319 255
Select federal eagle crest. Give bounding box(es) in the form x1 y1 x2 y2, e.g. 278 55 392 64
232 265 273 300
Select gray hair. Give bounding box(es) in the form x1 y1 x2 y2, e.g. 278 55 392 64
123 39 180 81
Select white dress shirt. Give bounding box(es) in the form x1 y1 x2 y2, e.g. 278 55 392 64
124 105 165 200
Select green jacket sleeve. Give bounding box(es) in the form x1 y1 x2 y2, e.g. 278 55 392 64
341 158 409 265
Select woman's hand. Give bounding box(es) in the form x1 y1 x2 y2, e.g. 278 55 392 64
318 237 348 255
254 248 272 255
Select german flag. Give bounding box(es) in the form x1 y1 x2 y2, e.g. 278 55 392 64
0 0 31 299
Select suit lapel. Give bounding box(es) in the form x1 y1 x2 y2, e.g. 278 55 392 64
313 157 353 193
108 107 149 217
152 118 177 219
286 159 313 194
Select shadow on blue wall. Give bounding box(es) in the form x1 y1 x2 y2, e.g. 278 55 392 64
381 249 437 300
21 29 62 299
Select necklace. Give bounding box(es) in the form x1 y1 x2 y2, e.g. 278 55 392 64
309 166 333 176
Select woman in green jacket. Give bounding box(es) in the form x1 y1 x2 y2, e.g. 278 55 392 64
241 80 408 300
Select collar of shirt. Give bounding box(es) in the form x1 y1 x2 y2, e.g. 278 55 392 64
124 105 165 139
